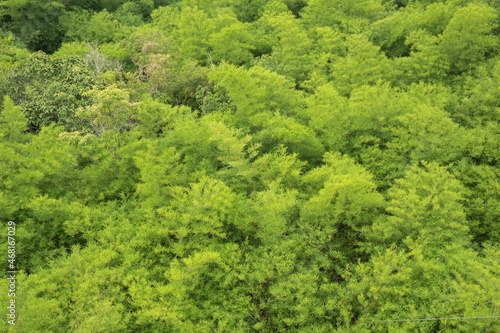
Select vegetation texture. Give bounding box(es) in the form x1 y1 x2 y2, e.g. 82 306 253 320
1 0 500 332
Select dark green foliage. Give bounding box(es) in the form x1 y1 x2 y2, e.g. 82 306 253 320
0 52 102 131
0 0 65 53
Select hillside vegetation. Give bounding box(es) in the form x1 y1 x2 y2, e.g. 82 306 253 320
1 0 500 331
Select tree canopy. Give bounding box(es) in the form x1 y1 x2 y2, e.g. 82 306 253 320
1 0 500 332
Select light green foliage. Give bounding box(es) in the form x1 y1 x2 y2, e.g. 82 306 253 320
147 54 205 105
464 121 500 167
396 27 451 84
251 146 306 190
209 63 305 123
449 244 500 332
77 85 138 136
229 0 268 22
208 18 255 65
305 83 348 151
253 112 325 162
134 97 192 137
147 176 236 258
341 240 500 332
438 4 498 74
368 3 455 58
395 3 498 82
24 126 78 196
81 10 129 43
258 8 313 81
15 245 129 332
388 104 465 165
153 6 256 66
5 0 500 331
117 0 154 20
0 97 30 219
302 0 387 33
152 6 212 63
324 82 460 188
69 132 141 204
134 108 257 202
252 182 298 244
326 35 395 96
455 58 500 126
204 119 258 186
0 96 27 142
134 143 182 208
0 34 30 71
131 244 250 331
371 162 469 248
300 26 346 91
169 6 213 62
60 9 133 44
195 84 236 116
302 152 383 227
52 41 89 57
452 161 500 244
180 0 230 16
52 41 129 72
126 27 207 105
0 124 77 202
0 123 81 271
301 153 384 263
334 82 406 154
344 246 413 323
161 114 254 181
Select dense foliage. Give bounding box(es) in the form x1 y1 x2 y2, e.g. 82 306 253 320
1 0 500 331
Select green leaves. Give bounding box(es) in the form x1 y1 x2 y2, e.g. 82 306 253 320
77 85 138 136
301 153 384 265
439 4 498 74
3 1 500 331
302 0 387 33
303 152 383 227
252 182 298 244
146 176 236 258
258 8 313 82
0 96 27 142
0 0 65 53
15 244 130 332
325 34 395 96
0 52 100 131
388 104 464 165
372 162 469 249
208 17 255 65
209 63 303 121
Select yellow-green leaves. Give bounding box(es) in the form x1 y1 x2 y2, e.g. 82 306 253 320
152 177 236 257
252 182 298 243
439 4 498 74
389 104 464 164
16 245 129 332
0 96 27 142
302 152 383 230
209 63 303 120
373 162 468 248
77 85 137 136
208 18 255 65
328 35 395 96
302 0 386 33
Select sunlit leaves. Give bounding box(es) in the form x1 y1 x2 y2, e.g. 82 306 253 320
0 96 27 142
371 162 469 248
439 4 498 74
